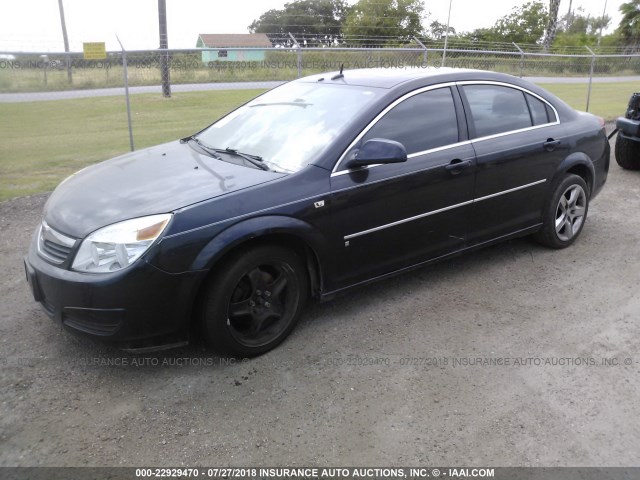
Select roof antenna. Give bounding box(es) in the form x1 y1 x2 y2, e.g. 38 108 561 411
331 63 345 80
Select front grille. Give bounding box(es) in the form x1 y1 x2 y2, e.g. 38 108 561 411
42 239 72 262
37 221 76 264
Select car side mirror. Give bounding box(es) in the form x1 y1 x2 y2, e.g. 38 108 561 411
347 138 408 168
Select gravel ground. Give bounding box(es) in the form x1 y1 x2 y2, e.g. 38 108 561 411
0 134 639 467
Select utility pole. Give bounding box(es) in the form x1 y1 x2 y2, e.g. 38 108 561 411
598 0 608 46
442 0 453 67
57 0 72 84
158 0 171 97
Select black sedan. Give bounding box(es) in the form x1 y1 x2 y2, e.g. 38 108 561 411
24 68 609 356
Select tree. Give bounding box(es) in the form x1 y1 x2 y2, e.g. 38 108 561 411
560 7 611 35
618 0 640 45
429 20 456 40
248 0 349 46
493 1 548 44
459 1 548 45
552 8 612 49
342 0 426 46
462 27 501 44
542 0 562 50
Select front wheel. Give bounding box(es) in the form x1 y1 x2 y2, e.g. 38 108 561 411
534 174 589 249
199 245 308 357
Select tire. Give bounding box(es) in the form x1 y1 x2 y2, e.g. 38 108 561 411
534 174 589 249
615 135 640 170
199 245 308 357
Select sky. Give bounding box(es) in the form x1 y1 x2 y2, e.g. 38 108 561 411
0 0 624 52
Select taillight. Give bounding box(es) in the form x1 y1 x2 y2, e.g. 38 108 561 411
597 116 605 130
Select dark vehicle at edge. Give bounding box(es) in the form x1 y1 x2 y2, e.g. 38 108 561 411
614 92 640 170
24 68 610 357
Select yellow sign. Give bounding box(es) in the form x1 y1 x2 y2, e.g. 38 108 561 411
83 42 106 60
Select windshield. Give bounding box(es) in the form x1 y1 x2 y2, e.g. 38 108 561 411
196 82 384 173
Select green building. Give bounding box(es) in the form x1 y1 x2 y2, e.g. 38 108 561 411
196 33 272 63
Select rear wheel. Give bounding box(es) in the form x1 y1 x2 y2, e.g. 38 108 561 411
199 245 308 357
615 135 640 170
534 174 589 249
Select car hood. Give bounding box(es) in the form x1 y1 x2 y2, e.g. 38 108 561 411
43 140 285 238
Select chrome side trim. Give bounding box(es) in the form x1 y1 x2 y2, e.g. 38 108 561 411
458 81 560 143
344 199 474 240
324 224 543 300
474 179 547 203
343 179 547 240
331 162 448 195
408 140 473 159
470 121 559 144
332 80 561 175
330 140 473 178
457 80 561 125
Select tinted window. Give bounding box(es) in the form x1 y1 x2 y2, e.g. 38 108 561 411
546 104 558 123
362 87 459 155
463 85 532 138
526 93 550 125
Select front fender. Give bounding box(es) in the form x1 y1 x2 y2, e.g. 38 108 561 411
190 215 331 273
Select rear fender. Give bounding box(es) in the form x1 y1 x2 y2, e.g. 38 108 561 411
552 153 595 195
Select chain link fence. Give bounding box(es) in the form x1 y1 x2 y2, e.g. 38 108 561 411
2 36 640 158
3 38 640 96
3 36 639 200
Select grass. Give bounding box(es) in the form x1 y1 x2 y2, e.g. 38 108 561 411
0 89 264 201
0 81 632 201
539 81 637 120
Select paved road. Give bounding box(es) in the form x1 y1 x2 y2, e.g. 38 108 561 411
0 81 286 103
2 76 640 103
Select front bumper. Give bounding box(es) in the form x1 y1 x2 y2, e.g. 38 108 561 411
615 116 640 139
25 238 206 351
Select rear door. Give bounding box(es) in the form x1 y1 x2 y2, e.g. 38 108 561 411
329 85 476 287
459 82 568 244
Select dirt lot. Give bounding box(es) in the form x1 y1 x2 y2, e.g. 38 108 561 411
1 135 639 468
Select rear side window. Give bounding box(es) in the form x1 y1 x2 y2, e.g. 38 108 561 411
362 87 459 155
526 93 551 125
545 104 558 123
463 85 532 138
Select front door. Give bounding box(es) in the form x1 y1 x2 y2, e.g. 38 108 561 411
329 86 476 288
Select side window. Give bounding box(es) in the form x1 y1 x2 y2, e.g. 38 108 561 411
463 85 532 138
545 104 558 123
361 87 459 155
526 93 551 126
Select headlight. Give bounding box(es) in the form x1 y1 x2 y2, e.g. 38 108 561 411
72 214 172 273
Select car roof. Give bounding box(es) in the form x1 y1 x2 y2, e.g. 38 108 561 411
297 67 486 89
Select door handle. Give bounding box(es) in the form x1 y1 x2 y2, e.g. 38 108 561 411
543 139 561 151
445 159 472 174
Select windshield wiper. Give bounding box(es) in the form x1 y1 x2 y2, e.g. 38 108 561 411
182 135 222 159
221 147 270 171
183 136 270 171
250 101 312 108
